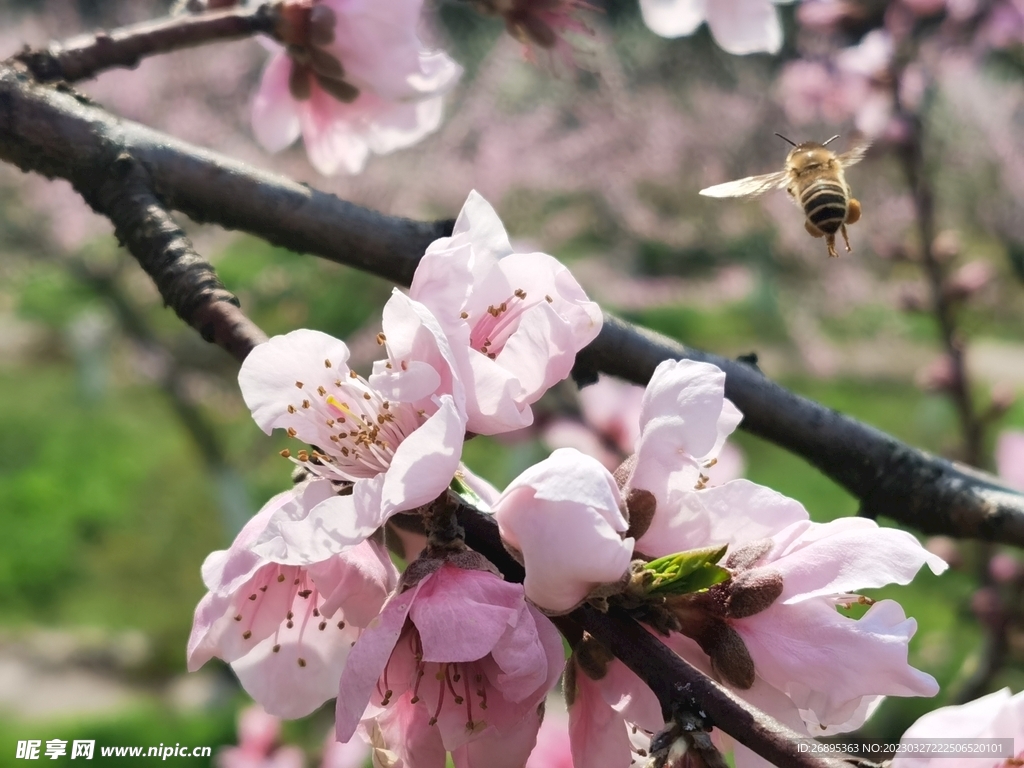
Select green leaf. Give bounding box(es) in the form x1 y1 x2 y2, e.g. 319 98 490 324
451 474 491 512
645 545 730 595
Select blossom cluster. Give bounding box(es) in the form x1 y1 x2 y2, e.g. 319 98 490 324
189 191 956 767
246 0 806 175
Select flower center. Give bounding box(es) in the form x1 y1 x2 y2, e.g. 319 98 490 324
283 372 423 482
467 288 549 358
233 564 349 668
376 627 490 735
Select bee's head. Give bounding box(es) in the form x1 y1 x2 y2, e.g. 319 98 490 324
776 133 840 172
787 143 836 172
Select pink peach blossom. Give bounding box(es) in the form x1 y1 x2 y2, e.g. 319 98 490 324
645 493 947 737
619 359 946 737
250 0 461 174
238 316 466 562
723 517 946 731
336 562 564 768
492 448 633 614
404 191 602 435
639 0 795 55
892 688 1024 767
189 481 399 718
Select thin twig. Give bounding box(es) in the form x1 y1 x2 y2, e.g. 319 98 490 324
1 64 1023 544
12 4 278 84
897 111 983 466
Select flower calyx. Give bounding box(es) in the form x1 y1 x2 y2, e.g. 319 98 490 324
274 1 359 103
564 632 616 707
400 497 500 591
619 540 785 690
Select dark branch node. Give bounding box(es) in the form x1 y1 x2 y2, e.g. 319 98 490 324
73 150 266 362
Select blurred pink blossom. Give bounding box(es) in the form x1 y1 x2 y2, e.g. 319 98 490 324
776 60 856 126
924 536 961 569
541 375 645 470
900 0 947 17
979 1 1024 48
217 705 306 768
481 0 593 67
915 354 957 393
996 430 1024 491
251 0 461 174
892 688 1024 767
945 260 995 301
578 376 645 456
988 552 1020 584
778 29 899 140
319 729 370 768
796 0 860 31
639 0 795 55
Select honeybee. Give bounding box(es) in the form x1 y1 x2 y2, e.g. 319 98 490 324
699 135 871 258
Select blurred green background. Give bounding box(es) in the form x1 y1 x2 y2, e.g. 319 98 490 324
1 0 1024 765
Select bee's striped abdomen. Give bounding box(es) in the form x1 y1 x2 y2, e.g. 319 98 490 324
801 179 848 235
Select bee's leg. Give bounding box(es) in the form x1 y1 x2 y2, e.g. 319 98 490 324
825 234 839 258
840 223 853 253
804 220 825 238
845 198 862 225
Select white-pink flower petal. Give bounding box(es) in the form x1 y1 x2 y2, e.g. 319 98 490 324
494 448 632 613
737 599 938 729
766 518 948 604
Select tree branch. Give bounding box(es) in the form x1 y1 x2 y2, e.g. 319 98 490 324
11 5 278 84
574 316 1024 544
1 63 1023 545
66 139 268 362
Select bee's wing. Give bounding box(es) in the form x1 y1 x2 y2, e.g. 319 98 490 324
836 141 872 168
699 170 789 199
